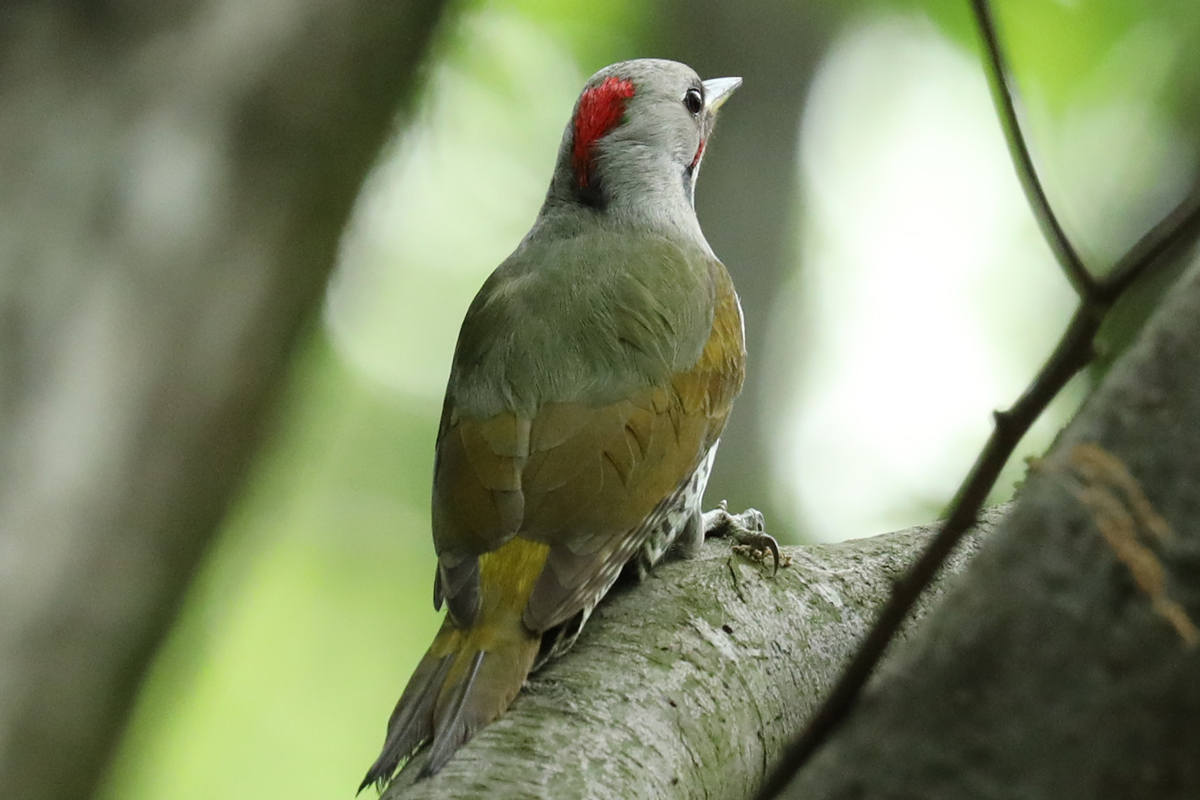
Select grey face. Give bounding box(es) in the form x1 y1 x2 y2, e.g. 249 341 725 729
590 60 740 196
550 59 739 218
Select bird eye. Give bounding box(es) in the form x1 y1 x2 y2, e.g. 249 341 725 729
683 87 703 115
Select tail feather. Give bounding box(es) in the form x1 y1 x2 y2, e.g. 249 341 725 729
361 618 541 790
358 652 453 793
421 650 486 777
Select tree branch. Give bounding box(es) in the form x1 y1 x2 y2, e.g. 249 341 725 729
381 510 1002 800
1102 185 1200 299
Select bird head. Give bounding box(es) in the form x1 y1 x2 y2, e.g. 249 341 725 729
544 59 741 232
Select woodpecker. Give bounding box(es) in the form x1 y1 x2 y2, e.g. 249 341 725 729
361 58 774 790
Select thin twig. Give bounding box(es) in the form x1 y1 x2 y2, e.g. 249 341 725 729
754 2 1200 797
1102 188 1200 299
973 0 1096 297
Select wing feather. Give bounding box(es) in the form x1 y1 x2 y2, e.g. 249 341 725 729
431 239 745 640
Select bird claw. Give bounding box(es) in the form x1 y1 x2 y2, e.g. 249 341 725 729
703 501 784 574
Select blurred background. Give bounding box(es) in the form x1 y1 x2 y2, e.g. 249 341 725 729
86 0 1200 797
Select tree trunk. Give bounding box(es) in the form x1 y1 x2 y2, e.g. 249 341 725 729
0 4 447 800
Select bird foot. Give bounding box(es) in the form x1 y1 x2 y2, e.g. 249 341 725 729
703 501 786 574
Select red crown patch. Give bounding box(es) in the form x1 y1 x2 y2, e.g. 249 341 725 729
572 76 636 188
